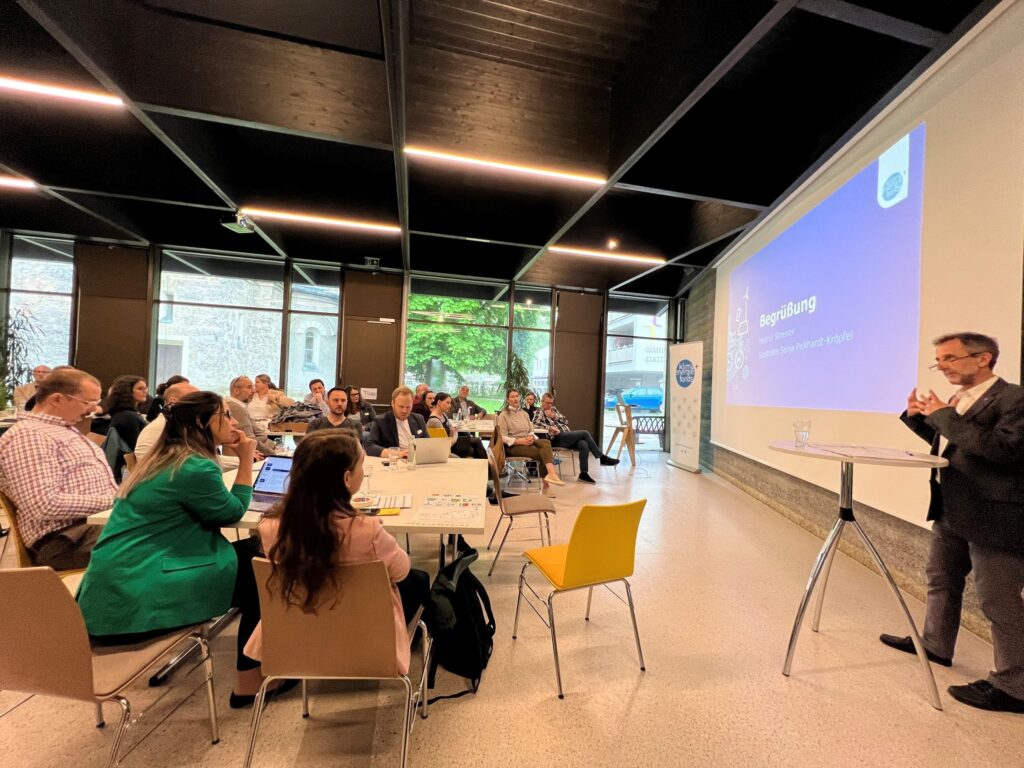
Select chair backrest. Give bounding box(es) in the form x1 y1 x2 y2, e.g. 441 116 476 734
277 422 308 433
562 500 647 589
252 557 401 679
427 426 448 439
479 413 496 422
0 567 97 701
124 452 137 471
86 433 105 447
487 454 505 512
0 492 33 567
490 426 506 473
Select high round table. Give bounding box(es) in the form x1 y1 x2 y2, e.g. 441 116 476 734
769 441 948 710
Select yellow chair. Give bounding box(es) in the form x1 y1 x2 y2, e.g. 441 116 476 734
513 499 647 698
427 426 448 439
244 558 430 768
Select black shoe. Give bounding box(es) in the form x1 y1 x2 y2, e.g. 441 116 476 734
879 634 952 666
577 472 596 484
948 680 1024 713
599 455 620 466
229 678 300 709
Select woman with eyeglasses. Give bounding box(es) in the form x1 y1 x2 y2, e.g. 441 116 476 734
345 385 376 428
243 431 430 675
77 392 288 708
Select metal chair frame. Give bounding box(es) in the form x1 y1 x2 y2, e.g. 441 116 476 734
485 456 555 576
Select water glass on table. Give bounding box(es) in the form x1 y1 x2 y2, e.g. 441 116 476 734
793 420 812 449
363 462 374 493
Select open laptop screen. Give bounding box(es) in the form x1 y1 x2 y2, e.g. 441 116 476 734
253 455 294 495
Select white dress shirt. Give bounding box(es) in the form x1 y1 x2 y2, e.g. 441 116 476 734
396 417 413 450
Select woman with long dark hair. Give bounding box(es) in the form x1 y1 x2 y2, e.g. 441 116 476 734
146 374 189 420
77 391 285 708
345 385 376 428
245 431 429 674
102 374 149 449
429 391 487 459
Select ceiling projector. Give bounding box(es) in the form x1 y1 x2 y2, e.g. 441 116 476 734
221 213 256 234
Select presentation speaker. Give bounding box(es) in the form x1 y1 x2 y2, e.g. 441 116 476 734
880 331 1024 714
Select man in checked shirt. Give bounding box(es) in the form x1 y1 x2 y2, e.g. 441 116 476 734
0 367 116 569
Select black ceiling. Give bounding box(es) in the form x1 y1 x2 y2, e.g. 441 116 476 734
0 0 999 297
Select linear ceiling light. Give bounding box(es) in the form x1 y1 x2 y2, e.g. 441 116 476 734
0 76 123 107
548 245 665 264
0 175 37 190
239 207 401 235
404 146 606 186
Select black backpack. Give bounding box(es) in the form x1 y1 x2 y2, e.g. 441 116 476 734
424 547 495 698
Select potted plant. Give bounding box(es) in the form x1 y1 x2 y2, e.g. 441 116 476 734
0 306 41 408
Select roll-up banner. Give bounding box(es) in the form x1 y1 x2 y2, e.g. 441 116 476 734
668 341 703 473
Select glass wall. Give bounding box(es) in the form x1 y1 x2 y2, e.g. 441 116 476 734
404 279 552 413
6 236 75 371
603 296 670 450
286 263 339 399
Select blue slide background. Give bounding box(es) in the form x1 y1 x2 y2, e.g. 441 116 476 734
725 124 925 412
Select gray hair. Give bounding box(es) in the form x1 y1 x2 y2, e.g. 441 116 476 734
932 332 999 370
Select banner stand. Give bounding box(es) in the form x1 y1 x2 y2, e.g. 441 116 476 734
667 342 703 473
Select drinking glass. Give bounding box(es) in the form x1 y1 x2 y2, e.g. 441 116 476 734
793 420 812 449
363 462 374 493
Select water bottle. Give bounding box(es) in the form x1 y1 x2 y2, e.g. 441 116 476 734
408 440 417 471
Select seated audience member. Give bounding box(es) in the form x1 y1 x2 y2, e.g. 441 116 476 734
524 391 538 420
13 364 50 409
428 392 486 459
533 392 619 484
247 373 296 422
227 376 280 456
496 389 563 487
413 389 434 420
135 381 198 460
452 384 486 417
346 386 376 427
0 368 116 568
100 375 149 477
76 392 280 708
367 386 427 458
244 431 430 675
146 374 189 421
307 387 363 441
303 378 331 415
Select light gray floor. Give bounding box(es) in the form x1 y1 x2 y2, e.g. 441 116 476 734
3 456 1023 767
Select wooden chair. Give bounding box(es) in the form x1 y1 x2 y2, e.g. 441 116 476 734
245 558 430 768
0 567 218 768
123 453 137 471
485 455 556 576
491 425 540 493
605 396 636 466
513 500 647 698
86 433 106 447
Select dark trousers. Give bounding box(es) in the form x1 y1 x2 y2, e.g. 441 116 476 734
923 521 1024 699
30 522 102 570
91 537 263 673
452 434 487 459
396 568 431 625
551 430 602 473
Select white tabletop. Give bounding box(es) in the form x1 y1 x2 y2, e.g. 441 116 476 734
768 441 948 469
88 456 488 535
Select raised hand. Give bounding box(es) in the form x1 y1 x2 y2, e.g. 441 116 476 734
906 388 925 416
920 389 953 416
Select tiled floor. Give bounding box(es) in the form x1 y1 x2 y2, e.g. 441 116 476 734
3 453 1023 767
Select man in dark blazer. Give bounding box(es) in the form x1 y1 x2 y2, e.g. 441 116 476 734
881 332 1024 713
367 385 427 458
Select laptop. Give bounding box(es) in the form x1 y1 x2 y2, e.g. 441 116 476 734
250 455 294 510
412 437 451 466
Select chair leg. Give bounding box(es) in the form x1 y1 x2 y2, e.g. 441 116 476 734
301 680 309 718
418 619 431 720
399 676 414 768
544 512 552 546
623 579 646 672
405 533 411 554
488 515 514 577
95 702 105 728
242 677 274 768
486 512 505 550
103 697 131 768
547 592 565 699
585 586 593 621
196 635 219 744
512 563 529 638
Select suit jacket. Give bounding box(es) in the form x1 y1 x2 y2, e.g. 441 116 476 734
900 377 1024 552
76 455 252 635
367 412 427 457
12 382 35 409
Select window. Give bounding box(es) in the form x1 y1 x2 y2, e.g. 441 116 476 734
285 264 339 398
5 236 75 372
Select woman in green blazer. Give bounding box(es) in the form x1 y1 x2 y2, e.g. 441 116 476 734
77 390 271 705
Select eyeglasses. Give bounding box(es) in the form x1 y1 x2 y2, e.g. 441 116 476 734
63 393 102 407
929 353 980 370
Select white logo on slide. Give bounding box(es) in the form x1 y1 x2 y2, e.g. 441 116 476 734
877 133 910 209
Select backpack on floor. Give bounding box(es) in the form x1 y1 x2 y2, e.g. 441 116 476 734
424 547 495 699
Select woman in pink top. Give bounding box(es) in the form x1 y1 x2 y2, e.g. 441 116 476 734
245 431 429 674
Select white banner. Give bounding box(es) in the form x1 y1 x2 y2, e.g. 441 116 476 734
668 342 703 473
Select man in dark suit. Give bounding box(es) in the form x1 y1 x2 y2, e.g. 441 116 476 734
881 332 1024 713
367 385 427 458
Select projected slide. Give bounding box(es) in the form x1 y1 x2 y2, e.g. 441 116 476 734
726 124 925 412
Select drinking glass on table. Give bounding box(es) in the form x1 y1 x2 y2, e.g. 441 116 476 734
381 448 394 470
793 420 812 449
363 461 374 493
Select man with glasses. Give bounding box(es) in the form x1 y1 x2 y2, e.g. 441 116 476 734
880 332 1024 714
0 367 116 569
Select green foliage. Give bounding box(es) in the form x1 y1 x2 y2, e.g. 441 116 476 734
0 306 41 406
503 350 530 398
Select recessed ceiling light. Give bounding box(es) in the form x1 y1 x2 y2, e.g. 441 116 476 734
549 245 665 265
239 207 402 235
404 146 606 186
0 75 123 107
607 238 619 250
0 175 37 190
